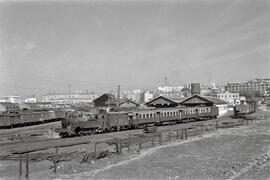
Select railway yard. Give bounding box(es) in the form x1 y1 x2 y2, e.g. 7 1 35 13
1 1 269 179
0 106 269 180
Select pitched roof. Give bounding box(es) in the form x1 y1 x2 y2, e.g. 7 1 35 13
179 95 227 105
144 95 178 105
165 96 186 103
179 95 213 105
103 93 118 100
119 99 140 106
93 93 117 101
202 96 228 105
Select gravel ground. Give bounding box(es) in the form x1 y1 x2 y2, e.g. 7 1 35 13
0 109 269 180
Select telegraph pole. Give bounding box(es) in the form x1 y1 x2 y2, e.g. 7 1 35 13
68 84 71 97
212 88 218 128
117 85 120 132
68 84 71 104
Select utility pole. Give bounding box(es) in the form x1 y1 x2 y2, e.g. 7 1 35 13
117 85 120 132
212 88 218 128
68 84 71 97
68 84 71 104
164 77 168 86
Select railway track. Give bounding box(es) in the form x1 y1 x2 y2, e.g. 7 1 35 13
0 121 61 137
0 115 235 157
0 117 218 144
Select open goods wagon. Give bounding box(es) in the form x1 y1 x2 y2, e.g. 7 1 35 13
234 102 257 116
0 110 65 129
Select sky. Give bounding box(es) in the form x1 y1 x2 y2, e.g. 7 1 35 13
0 0 269 96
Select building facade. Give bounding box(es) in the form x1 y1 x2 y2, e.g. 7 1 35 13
0 96 23 103
226 78 270 96
157 86 185 97
41 92 99 104
217 91 240 105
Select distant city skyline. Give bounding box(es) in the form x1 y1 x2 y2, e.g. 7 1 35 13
0 0 269 96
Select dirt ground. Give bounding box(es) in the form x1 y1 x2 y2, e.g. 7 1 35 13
0 108 269 180
0 121 61 145
56 114 270 180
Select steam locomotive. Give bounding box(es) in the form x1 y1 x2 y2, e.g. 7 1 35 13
59 105 219 137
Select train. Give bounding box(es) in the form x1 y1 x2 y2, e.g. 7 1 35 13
59 105 219 137
233 102 257 116
0 109 66 129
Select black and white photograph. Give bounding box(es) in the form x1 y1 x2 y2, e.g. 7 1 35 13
0 0 269 179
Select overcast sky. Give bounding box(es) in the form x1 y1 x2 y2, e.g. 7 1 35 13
0 0 269 96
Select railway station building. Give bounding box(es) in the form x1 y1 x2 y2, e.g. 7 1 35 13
203 96 229 116
119 100 140 108
145 95 228 116
179 95 214 107
144 96 184 108
179 95 228 116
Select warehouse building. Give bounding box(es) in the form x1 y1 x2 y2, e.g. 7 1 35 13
144 96 180 108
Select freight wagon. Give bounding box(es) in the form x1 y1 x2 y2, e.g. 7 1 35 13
234 102 257 116
0 110 65 129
